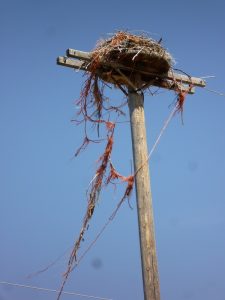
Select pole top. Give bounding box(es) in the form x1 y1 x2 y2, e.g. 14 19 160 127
57 31 206 94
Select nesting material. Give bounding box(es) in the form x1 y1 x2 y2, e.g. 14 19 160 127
90 31 174 85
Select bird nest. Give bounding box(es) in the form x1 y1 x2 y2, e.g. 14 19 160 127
90 31 174 85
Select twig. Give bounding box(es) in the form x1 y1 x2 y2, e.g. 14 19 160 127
115 69 137 91
132 46 145 61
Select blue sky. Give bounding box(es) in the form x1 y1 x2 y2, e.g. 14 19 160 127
1 1 225 299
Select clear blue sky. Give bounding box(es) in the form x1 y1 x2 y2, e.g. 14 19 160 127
1 1 225 299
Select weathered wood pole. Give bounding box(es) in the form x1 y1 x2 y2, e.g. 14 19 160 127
128 88 160 300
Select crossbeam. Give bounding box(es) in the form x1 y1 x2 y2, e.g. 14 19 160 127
66 48 206 88
57 56 195 94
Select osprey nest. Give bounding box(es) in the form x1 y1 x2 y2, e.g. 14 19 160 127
89 31 174 86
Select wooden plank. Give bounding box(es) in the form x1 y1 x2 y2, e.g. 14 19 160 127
67 48 92 61
153 80 195 94
167 71 206 87
57 56 87 70
128 88 160 300
66 48 206 87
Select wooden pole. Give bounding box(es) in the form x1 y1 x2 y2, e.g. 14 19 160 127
128 88 160 300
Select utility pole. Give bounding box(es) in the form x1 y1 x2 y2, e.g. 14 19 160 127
128 88 160 300
57 44 205 300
